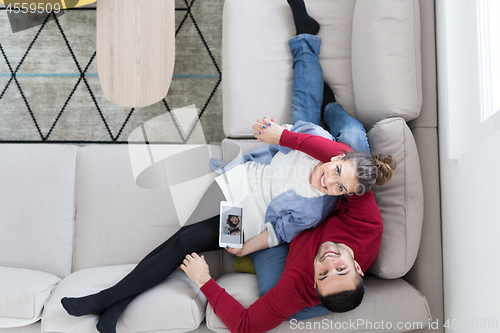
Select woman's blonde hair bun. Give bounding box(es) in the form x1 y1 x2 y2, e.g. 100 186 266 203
373 154 397 186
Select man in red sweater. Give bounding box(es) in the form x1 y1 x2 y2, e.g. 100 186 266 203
181 186 383 333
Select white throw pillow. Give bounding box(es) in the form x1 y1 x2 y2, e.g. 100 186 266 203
367 118 424 278
42 265 206 333
0 267 60 328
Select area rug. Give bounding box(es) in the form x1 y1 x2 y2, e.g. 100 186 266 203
0 0 224 144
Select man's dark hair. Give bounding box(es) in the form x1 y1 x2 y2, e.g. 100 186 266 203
316 273 364 313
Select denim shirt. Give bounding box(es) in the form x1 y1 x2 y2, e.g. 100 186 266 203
210 121 338 245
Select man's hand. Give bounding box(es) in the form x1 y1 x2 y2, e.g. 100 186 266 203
180 253 212 288
253 117 285 145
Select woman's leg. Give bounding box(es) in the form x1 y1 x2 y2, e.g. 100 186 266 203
94 183 225 333
96 297 135 333
61 216 220 317
94 225 191 333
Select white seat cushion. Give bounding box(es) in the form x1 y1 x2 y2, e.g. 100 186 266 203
42 265 207 333
0 267 61 328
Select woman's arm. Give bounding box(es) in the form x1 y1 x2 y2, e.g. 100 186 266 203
226 230 269 256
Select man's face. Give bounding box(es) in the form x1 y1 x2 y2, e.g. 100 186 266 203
313 242 364 295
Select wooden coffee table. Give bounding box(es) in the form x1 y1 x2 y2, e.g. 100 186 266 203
96 0 175 107
1 0 175 107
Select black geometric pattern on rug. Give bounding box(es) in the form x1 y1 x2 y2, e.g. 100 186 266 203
0 0 221 144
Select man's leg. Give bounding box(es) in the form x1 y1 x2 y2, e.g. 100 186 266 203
287 0 323 126
289 34 324 126
323 100 370 155
287 0 320 36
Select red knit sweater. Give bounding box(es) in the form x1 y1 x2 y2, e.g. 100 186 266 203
200 130 383 333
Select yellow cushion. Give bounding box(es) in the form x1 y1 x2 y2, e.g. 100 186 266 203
232 256 256 274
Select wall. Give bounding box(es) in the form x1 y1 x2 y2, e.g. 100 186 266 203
439 127 500 332
437 1 500 330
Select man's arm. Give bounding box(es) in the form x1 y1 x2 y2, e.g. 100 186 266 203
337 190 382 225
253 116 351 162
181 253 308 333
279 129 351 162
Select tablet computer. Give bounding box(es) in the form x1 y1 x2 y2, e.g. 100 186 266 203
219 201 243 248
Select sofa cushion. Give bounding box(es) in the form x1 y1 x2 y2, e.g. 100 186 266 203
0 144 79 278
352 0 422 128
367 118 424 278
206 273 259 332
232 256 256 274
0 267 61 328
206 274 430 333
42 265 206 333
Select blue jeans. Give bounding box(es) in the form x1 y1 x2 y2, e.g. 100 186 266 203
289 34 370 155
250 34 370 321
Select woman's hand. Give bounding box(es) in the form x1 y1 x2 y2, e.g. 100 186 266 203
253 117 285 145
226 230 270 257
180 253 212 288
226 245 245 257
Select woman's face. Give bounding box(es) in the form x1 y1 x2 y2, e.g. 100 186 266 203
229 216 239 225
310 155 358 196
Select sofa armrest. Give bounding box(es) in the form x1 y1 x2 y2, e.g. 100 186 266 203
404 128 444 333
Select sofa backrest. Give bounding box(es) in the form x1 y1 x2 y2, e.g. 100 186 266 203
222 0 422 137
0 144 79 278
72 145 223 278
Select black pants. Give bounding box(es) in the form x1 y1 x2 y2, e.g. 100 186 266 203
105 216 220 301
96 182 225 323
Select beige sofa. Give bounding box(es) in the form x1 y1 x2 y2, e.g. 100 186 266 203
0 0 442 332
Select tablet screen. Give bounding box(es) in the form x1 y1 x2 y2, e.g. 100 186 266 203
220 205 243 245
